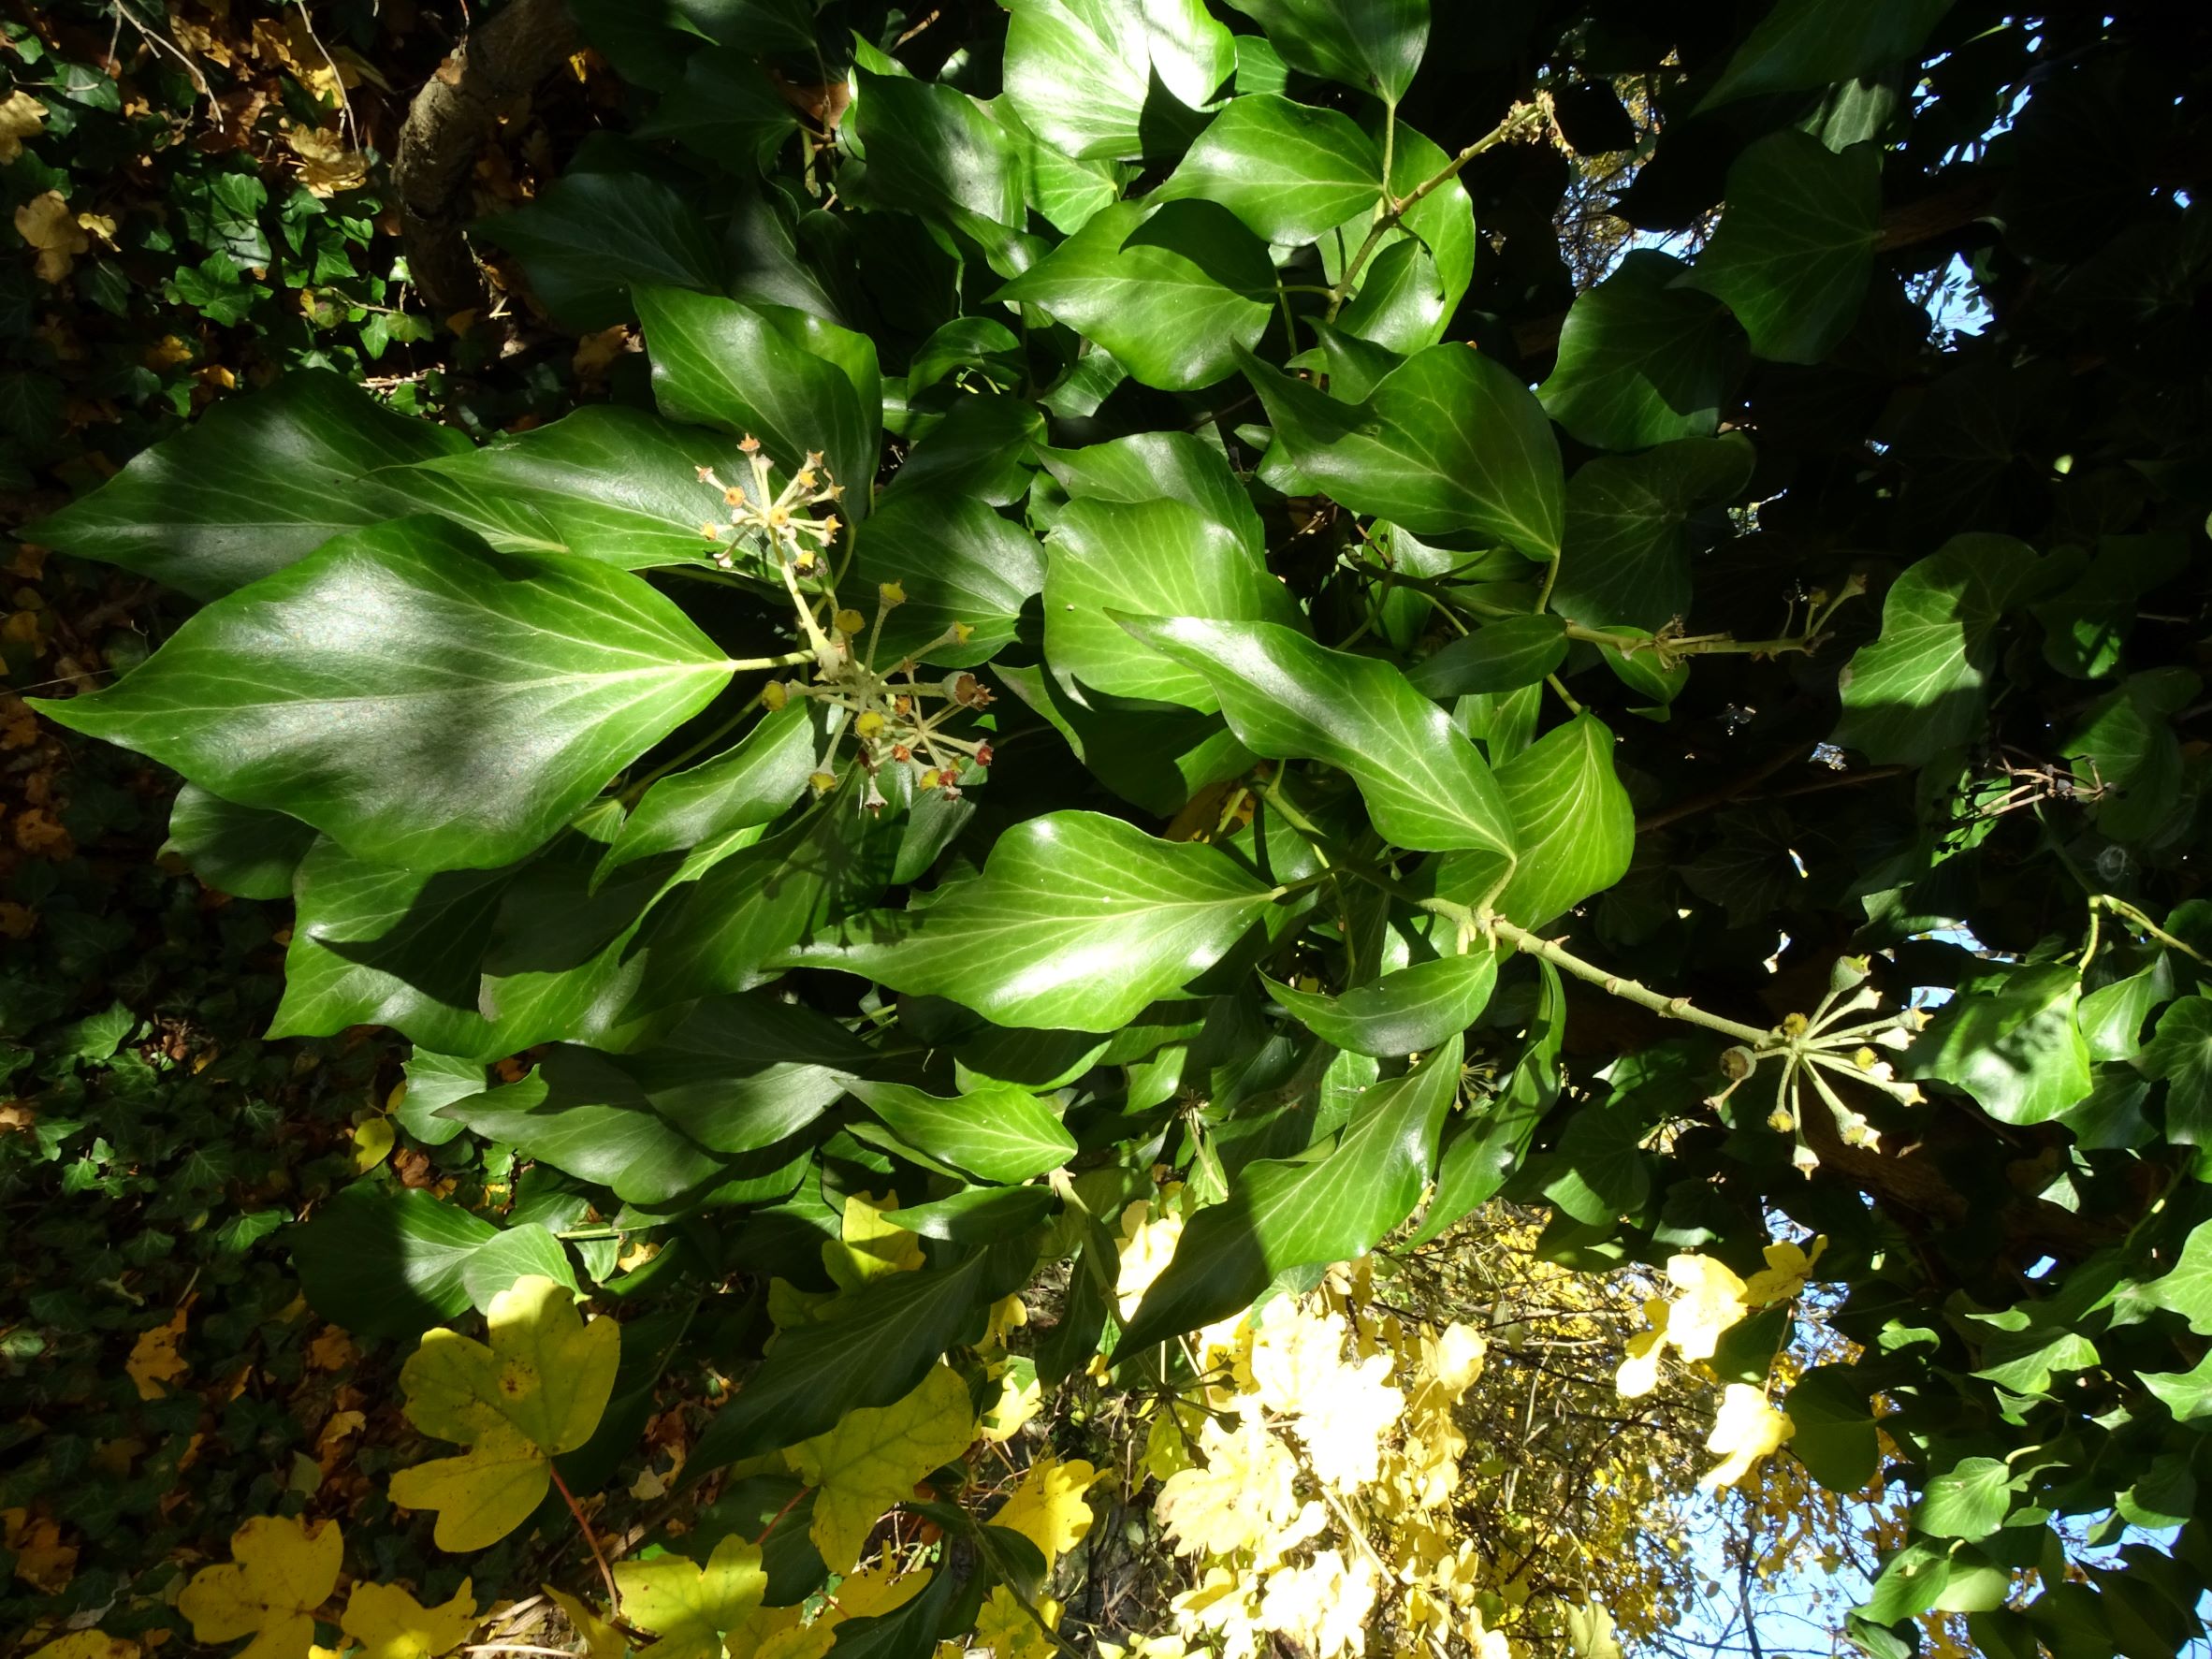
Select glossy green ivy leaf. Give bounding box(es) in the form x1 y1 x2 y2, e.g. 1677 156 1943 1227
1119 616 1519 866
1043 496 1302 709
290 1183 499 1340
2135 1211 2212 1335
997 201 1274 391
1409 959 1562 1244
163 784 316 901
1786 1366 1880 1492
1553 434 1756 632
993 662 1258 820
633 44 798 174
1118 1035 1462 1351
1407 617 1568 698
2146 998 2212 1142
1681 133 1883 364
1700 0 1954 111
849 487 1048 670
691 1239 1034 1468
1326 122 1473 352
636 286 880 519
23 370 470 600
439 1055 734 1205
35 518 733 872
2063 668 2201 845
1265 949 1496 1057
1486 714 1637 928
2077 954 2176 1064
2144 1350 2212 1423
1537 253 1740 453
847 1080 1078 1183
879 1186 1060 1242
406 406 746 570
1154 94 1381 245
396 1050 485 1148
596 703 828 889
1917 1458 2019 1542
473 158 726 330
999 0 1234 160
1833 534 2038 764
852 67 1025 235
787 812 1274 1031
1243 343 1563 555
1222 0 1428 103
1038 430 1265 557
886 396 1045 507
1905 963 2092 1127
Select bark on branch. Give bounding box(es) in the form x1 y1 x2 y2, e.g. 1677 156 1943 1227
391 0 579 318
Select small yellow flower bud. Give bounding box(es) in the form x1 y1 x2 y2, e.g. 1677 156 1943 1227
700 522 720 541
808 770 837 793
951 620 974 644
879 580 907 607
739 434 762 453
835 608 867 637
761 680 789 711
919 768 941 791
855 711 886 739
724 485 746 506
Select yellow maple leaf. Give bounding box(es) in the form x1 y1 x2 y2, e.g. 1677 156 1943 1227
993 1455 1098 1568
545 1586 625 1659
127 1305 191 1401
1662 1253 1749 1362
5 1507 77 1594
979 1356 1042 1443
822 1190 924 1289
786 1364 975 1572
352 1116 395 1172
13 192 87 284
178 1515 343 1659
1155 1415 1311 1561
388 1276 619 1550
974 1584 1062 1659
284 125 369 196
829 1556 927 1621
339 1579 479 1659
1699 1383 1794 1490
0 91 47 165
27 1635 135 1659
612 1535 767 1659
1257 1548 1378 1659
1614 1298 1671 1400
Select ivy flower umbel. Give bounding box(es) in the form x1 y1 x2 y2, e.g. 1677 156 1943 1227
701 441 995 813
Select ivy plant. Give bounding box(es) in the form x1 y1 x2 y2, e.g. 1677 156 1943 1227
22 0 2212 1652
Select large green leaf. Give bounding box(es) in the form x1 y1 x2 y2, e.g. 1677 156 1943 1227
1243 344 1563 556
405 406 746 570
474 163 727 331
846 1080 1079 1183
1904 963 2092 1127
1118 1035 1461 1351
1117 617 1519 868
1038 431 1264 557
1407 617 1568 698
1700 0 1953 111
1916 1458 2018 1542
785 812 1275 1031
992 662 1257 820
2134 1211 2212 1336
1536 252 1741 453
1485 715 1637 928
999 0 1234 161
1154 95 1381 245
1221 0 1428 103
436 1055 735 1204
163 785 316 901
690 1240 1035 1468
1042 497 1302 709
2145 998 2212 1143
597 704 828 887
1313 123 1472 356
1553 435 1755 632
633 44 798 174
22 370 470 600
1833 534 2038 764
1265 950 1496 1057
289 1184 499 1340
996 201 1274 391
636 286 881 520
847 488 1047 669
1681 133 1883 365
852 67 1026 234
1786 1366 1880 1492
34 518 734 871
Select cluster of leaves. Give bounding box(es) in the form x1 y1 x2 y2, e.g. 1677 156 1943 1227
16 0 2212 1654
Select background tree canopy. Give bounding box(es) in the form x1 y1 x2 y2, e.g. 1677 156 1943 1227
7 0 2212 1656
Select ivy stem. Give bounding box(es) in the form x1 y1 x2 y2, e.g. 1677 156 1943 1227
2089 894 2211 968
1327 101 1546 319
1487 917 1778 1047
549 1463 621 1621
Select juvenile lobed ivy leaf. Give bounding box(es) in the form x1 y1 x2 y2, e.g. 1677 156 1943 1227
2145 998 2212 1142
338 1579 480 1659
390 1275 621 1550
789 1364 979 1572
1241 343 1563 556
785 812 1275 1032
1915 1457 2019 1541
1119 617 1518 869
177 1516 343 1659
33 518 734 873
1699 0 1954 111
614 1536 769 1659
996 201 1276 390
1904 963 2092 1127
1537 252 1740 452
